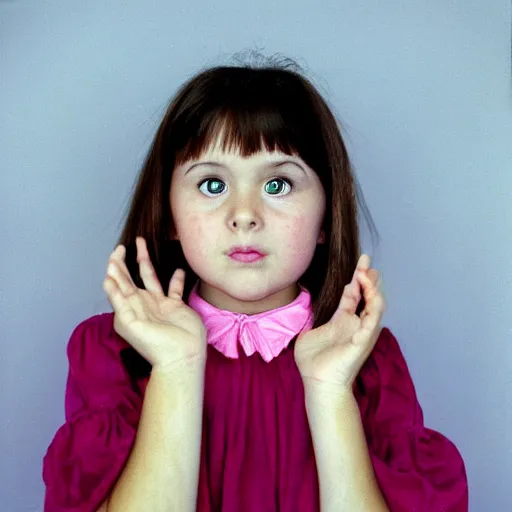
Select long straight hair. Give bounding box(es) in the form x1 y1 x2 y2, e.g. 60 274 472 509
117 54 379 329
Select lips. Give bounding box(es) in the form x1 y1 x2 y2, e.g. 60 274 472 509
229 252 266 263
227 245 267 257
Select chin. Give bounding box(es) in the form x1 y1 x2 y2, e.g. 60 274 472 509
224 286 280 302
215 279 280 301
204 271 302 304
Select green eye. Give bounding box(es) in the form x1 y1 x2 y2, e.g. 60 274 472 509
198 177 293 196
198 179 225 195
265 178 291 195
207 180 224 194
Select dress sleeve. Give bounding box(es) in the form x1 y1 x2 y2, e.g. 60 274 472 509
354 328 469 512
42 314 143 512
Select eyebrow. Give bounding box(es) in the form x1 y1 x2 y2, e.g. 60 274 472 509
183 159 307 176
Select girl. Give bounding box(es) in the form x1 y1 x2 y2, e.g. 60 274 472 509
42 57 468 511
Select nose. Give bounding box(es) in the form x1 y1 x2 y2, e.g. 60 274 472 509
227 194 262 232
231 218 257 230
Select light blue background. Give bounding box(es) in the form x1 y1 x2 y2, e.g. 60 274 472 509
1 1 510 510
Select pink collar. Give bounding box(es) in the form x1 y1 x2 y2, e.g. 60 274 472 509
187 281 314 362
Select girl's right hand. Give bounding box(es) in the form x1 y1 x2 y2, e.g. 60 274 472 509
102 236 207 373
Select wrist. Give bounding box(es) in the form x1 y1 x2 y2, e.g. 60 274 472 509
152 353 206 378
303 378 353 403
304 381 355 415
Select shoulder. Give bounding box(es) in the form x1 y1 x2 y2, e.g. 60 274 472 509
353 326 424 434
373 326 402 356
364 326 408 370
66 312 132 382
355 326 416 397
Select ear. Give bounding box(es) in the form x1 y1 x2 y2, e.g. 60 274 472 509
317 230 326 244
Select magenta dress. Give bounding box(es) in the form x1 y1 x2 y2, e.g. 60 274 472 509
42 283 468 511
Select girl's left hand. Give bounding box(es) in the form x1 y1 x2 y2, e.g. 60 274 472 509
294 254 386 394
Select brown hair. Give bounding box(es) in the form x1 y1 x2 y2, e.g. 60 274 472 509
117 53 379 329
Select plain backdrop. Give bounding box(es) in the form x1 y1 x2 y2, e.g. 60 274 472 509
1 1 511 510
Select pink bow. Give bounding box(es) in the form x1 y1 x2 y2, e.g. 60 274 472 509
188 282 314 362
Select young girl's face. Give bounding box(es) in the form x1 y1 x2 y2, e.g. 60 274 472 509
170 134 326 314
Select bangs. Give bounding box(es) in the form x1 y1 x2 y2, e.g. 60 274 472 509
170 67 327 171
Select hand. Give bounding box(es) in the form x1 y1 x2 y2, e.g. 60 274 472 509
103 236 207 372
294 254 386 394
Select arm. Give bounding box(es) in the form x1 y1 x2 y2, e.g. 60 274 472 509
107 362 205 512
314 328 468 512
43 315 206 512
305 387 389 512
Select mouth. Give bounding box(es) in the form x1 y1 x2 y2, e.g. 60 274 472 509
227 245 268 263
228 251 267 263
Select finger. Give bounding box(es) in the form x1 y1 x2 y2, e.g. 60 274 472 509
356 268 379 304
367 268 380 286
136 237 164 295
103 275 129 312
335 273 361 318
109 245 133 282
168 268 186 299
106 257 136 296
335 256 367 318
356 271 386 320
356 254 371 272
337 255 369 314
360 292 386 330
353 255 372 295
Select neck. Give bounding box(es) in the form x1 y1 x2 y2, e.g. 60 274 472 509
197 281 301 315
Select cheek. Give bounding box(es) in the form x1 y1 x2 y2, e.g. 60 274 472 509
177 214 215 265
282 216 320 263
179 214 204 245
